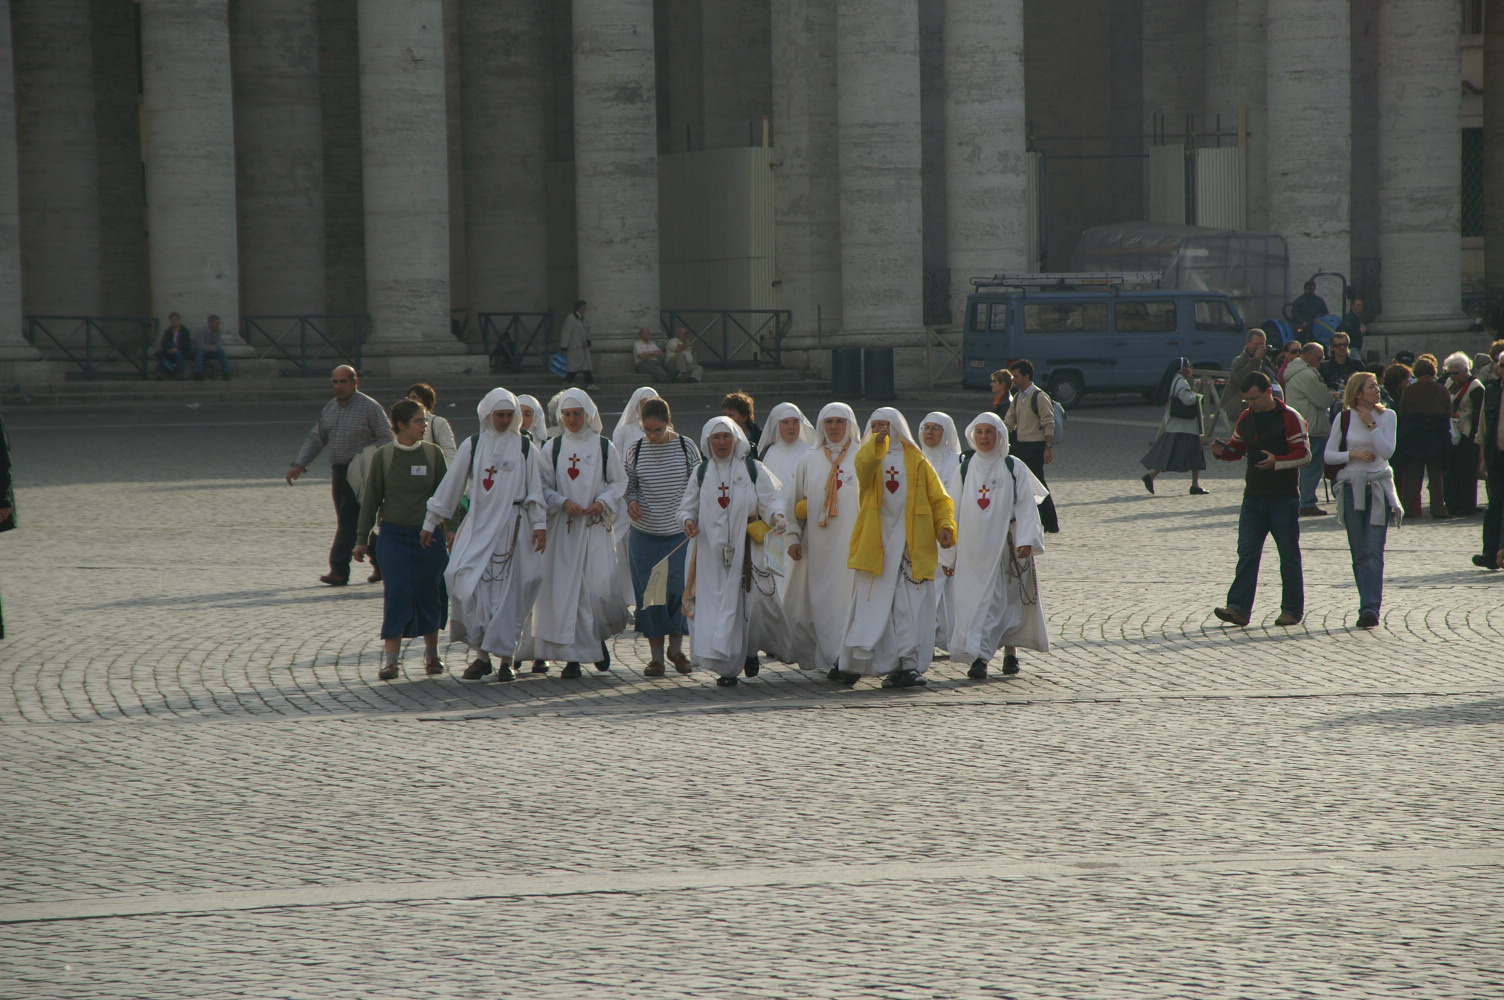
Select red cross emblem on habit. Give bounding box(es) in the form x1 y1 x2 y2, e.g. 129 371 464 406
717 482 730 509
567 453 581 480
977 484 991 510
482 466 497 492
885 466 900 494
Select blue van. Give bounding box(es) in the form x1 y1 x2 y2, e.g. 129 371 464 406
960 274 1249 407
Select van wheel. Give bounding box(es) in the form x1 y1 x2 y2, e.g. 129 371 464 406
1049 372 1085 409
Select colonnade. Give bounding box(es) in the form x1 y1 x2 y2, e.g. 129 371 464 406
0 0 1479 381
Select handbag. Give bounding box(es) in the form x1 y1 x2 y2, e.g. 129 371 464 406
1169 393 1201 420
549 350 568 377
1323 410 1352 482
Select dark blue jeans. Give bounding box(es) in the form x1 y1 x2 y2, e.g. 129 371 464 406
1339 485 1389 616
1225 496 1303 618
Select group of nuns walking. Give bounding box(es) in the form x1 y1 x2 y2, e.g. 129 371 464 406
352 384 1052 688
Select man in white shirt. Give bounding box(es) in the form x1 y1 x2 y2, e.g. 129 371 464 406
665 326 704 383
632 327 670 380
1002 359 1060 533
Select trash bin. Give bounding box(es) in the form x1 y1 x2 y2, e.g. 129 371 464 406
862 346 895 399
831 346 863 397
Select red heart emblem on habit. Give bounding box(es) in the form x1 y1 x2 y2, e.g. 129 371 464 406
885 479 899 494
566 467 579 480
717 496 730 509
977 498 990 510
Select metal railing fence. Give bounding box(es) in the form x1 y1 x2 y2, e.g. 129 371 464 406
658 310 791 367
23 316 156 379
479 312 554 371
242 314 368 376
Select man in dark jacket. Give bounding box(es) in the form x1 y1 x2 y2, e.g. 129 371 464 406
1319 331 1367 393
1210 372 1312 627
1475 362 1504 569
155 312 193 378
1290 280 1330 334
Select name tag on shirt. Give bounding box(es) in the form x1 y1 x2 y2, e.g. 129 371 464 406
410 465 428 477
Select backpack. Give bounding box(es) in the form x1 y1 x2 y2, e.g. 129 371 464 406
1032 389 1066 446
1322 410 1352 483
958 449 1018 491
630 434 695 477
549 433 612 478
696 455 760 486
460 432 531 512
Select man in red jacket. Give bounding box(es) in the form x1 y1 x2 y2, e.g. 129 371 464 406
1210 371 1312 627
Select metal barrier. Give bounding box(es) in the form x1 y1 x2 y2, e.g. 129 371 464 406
659 310 791 367
242 315 368 376
23 316 156 379
925 326 964 388
479 312 554 371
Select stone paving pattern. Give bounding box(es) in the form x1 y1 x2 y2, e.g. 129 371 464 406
1 396 1500 997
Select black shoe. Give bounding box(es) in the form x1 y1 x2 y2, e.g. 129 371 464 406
967 659 988 680
1189 486 1210 495
827 666 845 681
883 669 928 689
561 662 582 679
1472 554 1498 570
494 660 516 682
1141 473 1155 494
743 656 761 678
531 660 548 673
595 643 611 671
1001 654 1020 675
461 659 493 680
716 676 738 687
1357 611 1379 629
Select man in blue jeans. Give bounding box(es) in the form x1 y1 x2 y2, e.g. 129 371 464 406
1210 371 1312 627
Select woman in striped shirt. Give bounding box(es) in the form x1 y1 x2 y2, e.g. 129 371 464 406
624 397 701 676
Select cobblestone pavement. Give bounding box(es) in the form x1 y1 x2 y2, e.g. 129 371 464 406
1 396 1501 997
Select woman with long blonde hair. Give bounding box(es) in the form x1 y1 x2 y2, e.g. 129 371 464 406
1323 371 1401 629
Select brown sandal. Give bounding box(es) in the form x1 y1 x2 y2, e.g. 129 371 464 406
644 660 666 677
668 652 694 675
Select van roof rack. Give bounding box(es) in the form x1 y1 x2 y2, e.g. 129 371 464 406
969 272 1164 290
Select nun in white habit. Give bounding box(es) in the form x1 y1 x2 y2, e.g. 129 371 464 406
516 393 550 443
838 407 956 688
944 412 1050 679
678 416 785 687
610 386 661 606
919 411 963 652
784 402 862 673
530 388 629 677
423 388 547 681
745 402 816 664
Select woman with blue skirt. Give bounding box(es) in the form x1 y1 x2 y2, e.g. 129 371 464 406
354 399 454 680
623 397 701 676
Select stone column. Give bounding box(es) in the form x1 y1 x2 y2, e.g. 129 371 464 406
1204 0 1267 230
1369 0 1470 341
771 0 842 347
317 0 367 318
355 0 456 370
0 0 38 362
572 0 660 340
462 0 549 319
1265 0 1350 290
12 0 101 317
232 0 327 317
1484 0 1504 295
944 0 1026 325
141 0 245 347
837 0 923 338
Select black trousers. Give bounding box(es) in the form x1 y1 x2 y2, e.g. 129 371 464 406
1445 439 1480 515
1482 452 1504 558
330 465 361 579
1010 438 1059 532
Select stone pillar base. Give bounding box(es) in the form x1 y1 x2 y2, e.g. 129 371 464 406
359 353 480 379
0 359 70 385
